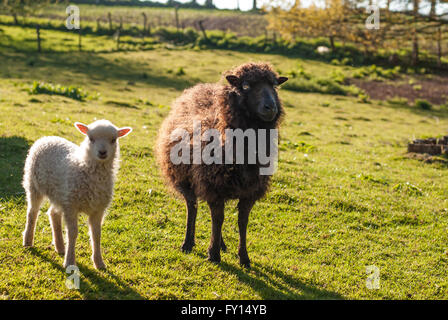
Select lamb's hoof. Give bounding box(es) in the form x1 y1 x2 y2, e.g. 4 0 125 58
181 241 195 253
23 239 33 247
94 261 106 270
55 247 65 256
63 262 77 269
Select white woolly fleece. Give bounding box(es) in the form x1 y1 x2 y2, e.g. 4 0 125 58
23 125 120 215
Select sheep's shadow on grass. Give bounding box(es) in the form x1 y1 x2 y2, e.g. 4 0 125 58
221 262 343 300
195 252 343 299
28 247 145 299
0 136 30 201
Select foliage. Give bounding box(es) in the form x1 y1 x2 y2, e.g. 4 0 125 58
352 65 402 80
266 0 448 67
414 99 432 110
28 81 90 101
283 76 362 96
0 0 52 23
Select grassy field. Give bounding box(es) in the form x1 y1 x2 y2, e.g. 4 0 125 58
1 24 448 300
31 3 266 37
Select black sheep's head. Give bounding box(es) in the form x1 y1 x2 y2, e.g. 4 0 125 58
225 63 288 123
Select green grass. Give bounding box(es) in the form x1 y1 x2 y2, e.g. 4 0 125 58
1 25 448 300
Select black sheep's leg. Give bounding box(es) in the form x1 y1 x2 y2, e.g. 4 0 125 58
180 188 198 253
221 236 227 252
207 199 225 263
237 198 256 268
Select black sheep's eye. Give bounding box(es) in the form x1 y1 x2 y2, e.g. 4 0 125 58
242 82 250 91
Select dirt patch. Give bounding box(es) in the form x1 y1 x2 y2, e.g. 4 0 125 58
350 75 448 105
406 152 448 164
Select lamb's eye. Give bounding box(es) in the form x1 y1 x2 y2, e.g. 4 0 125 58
89 137 95 143
111 138 116 144
242 83 250 91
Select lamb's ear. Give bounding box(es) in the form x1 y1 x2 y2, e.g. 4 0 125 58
118 127 132 138
74 122 89 135
226 75 240 87
277 77 288 85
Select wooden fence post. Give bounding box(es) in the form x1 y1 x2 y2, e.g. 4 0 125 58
175 5 180 32
198 20 208 42
116 28 121 51
264 29 268 47
78 27 82 52
142 12 147 35
36 24 41 53
437 26 442 67
108 12 113 31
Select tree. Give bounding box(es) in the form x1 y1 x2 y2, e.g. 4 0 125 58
411 0 420 65
266 0 447 66
253 0 257 11
1 0 52 25
267 0 352 50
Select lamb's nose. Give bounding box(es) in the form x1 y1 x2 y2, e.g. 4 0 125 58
99 150 107 157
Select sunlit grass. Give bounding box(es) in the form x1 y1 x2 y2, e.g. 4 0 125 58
0 26 448 300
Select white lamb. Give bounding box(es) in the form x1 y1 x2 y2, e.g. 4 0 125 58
22 120 132 269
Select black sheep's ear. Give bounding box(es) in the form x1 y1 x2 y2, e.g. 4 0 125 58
226 75 240 87
277 77 288 85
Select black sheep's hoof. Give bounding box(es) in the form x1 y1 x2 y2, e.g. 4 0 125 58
221 241 227 253
239 259 251 269
207 250 221 263
239 251 251 269
181 241 195 253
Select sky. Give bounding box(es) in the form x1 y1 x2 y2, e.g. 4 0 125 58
148 0 448 14
147 0 268 11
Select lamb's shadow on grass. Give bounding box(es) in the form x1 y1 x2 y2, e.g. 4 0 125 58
0 136 29 201
29 247 145 299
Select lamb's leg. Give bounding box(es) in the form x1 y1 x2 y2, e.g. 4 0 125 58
180 188 197 253
23 187 43 247
237 198 256 268
48 206 65 255
207 199 225 263
63 212 78 268
88 213 106 270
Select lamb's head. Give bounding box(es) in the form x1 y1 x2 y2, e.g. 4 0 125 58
224 62 288 122
75 120 132 162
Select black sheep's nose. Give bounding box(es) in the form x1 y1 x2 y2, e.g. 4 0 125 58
264 104 275 111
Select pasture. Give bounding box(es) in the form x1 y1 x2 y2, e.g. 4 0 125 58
0 22 448 300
